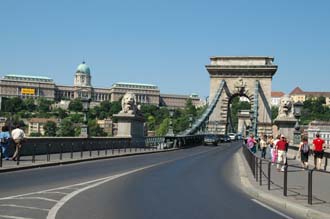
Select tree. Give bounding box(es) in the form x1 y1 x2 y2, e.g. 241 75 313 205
43 121 57 136
24 98 36 111
37 98 53 113
68 99 83 112
58 118 75 136
271 106 278 122
88 119 107 136
109 101 122 115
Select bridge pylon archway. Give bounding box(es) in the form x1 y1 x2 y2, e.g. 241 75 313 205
206 56 277 136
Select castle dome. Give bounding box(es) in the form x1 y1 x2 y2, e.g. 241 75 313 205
76 61 90 75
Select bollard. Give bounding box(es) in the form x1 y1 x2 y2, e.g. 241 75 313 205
47 144 51 162
0 149 2 167
89 142 92 157
255 157 258 182
81 142 84 158
32 143 36 163
105 141 108 156
60 143 63 160
259 159 262 186
97 142 100 156
324 157 328 171
283 165 288 196
268 162 271 190
308 170 313 205
71 143 74 159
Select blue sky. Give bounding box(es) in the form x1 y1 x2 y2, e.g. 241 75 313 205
1 0 329 100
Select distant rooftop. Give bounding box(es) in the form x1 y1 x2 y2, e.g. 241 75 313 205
112 82 158 90
3 74 54 83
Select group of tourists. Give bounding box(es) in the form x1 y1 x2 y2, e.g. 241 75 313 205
247 132 326 171
0 125 26 161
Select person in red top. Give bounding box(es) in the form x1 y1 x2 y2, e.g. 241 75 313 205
313 133 325 170
276 134 288 171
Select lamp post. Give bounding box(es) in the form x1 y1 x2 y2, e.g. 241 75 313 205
293 101 304 144
215 121 219 133
166 109 174 136
80 97 91 138
249 110 254 136
189 115 193 129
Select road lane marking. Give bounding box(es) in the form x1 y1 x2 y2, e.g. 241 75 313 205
0 215 35 219
0 146 222 219
251 199 294 219
41 192 69 195
12 197 58 203
0 204 49 211
47 163 162 219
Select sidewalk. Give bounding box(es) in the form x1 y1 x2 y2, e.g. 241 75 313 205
236 147 330 219
0 147 176 173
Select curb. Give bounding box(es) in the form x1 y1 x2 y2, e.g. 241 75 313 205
0 148 178 173
235 150 330 219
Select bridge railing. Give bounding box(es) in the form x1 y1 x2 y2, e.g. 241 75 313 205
242 143 330 205
0 137 169 167
0 135 206 168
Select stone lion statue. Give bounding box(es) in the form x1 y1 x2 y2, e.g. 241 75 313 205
277 95 294 118
120 92 138 115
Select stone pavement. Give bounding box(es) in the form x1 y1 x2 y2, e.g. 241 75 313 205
0 146 175 173
237 146 330 219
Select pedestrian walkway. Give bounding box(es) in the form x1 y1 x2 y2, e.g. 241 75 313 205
0 146 175 173
237 145 330 219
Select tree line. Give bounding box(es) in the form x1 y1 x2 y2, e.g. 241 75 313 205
0 97 205 137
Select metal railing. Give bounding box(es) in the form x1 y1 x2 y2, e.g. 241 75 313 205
242 144 330 205
0 135 205 168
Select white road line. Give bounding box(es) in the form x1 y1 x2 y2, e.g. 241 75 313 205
12 197 58 203
41 192 68 195
0 204 49 211
251 199 294 219
0 215 36 219
47 163 162 219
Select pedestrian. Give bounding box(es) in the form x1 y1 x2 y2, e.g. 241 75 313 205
0 126 11 160
247 133 257 153
276 134 287 172
271 134 280 164
268 135 274 160
11 125 26 161
312 133 325 170
298 136 310 169
260 134 268 159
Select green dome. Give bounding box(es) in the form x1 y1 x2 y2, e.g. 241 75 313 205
76 61 90 75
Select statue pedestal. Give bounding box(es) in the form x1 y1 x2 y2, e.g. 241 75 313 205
113 113 146 147
274 117 297 144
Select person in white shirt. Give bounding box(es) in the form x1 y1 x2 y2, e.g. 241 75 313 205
11 125 26 161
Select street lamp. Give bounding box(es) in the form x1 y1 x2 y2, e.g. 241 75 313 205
293 101 304 144
189 115 193 129
166 109 174 136
249 110 254 136
80 97 91 138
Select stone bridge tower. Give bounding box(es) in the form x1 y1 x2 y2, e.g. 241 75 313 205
206 56 277 135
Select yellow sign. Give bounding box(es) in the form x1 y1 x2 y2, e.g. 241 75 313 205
21 88 35 95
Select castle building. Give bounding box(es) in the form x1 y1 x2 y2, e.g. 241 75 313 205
0 62 203 109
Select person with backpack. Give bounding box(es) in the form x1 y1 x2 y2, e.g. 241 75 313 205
0 126 11 160
298 136 310 169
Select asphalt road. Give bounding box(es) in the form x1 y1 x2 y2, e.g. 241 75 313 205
0 142 302 219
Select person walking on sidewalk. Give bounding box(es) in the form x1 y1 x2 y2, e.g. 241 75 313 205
276 134 287 171
247 133 257 153
11 125 26 161
0 126 11 160
260 134 268 159
298 136 310 169
272 134 280 164
313 133 325 170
